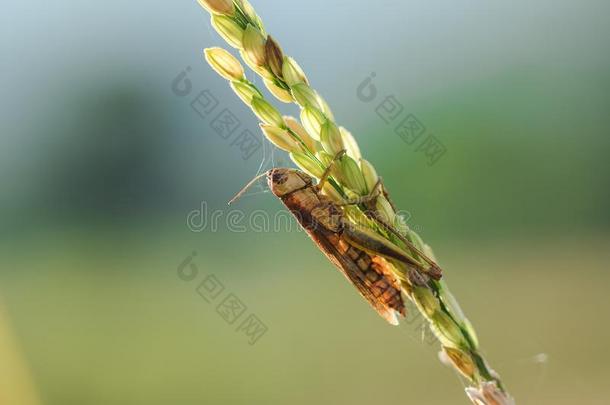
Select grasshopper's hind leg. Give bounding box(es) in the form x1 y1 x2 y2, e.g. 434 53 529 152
339 179 443 280
341 218 442 283
341 220 421 270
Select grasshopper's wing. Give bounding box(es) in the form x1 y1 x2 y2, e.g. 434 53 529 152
279 187 405 324
310 230 406 325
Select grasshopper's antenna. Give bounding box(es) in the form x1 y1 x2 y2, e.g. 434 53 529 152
228 172 268 205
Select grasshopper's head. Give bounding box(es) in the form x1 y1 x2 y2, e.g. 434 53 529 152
267 168 313 197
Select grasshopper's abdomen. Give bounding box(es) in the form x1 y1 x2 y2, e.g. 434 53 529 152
330 234 406 321
280 186 406 325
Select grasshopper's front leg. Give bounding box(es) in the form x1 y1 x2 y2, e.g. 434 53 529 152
316 149 346 192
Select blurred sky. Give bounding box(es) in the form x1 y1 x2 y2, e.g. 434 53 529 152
1 1 610 404
2 0 609 236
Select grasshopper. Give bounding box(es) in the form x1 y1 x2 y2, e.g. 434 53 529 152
230 160 442 325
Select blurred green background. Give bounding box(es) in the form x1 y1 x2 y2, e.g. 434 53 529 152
1 1 609 404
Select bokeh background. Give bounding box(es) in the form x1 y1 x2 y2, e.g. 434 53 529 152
2 0 610 404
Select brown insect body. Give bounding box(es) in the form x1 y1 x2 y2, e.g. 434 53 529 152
268 168 406 325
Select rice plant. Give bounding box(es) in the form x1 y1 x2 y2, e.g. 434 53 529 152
198 1 515 403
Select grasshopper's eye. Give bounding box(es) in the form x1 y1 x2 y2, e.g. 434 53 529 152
270 169 287 185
